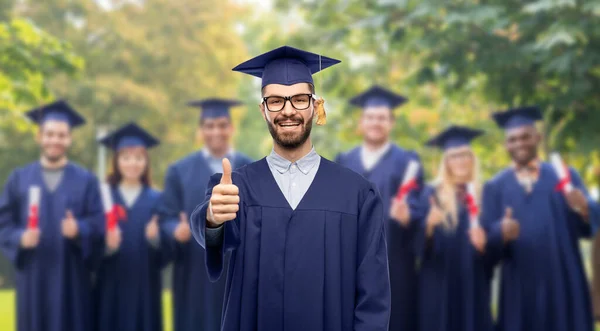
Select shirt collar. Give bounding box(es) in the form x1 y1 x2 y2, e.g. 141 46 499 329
361 142 391 158
267 147 320 175
202 147 234 161
512 158 540 173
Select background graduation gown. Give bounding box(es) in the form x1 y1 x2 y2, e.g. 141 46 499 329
158 151 252 331
482 163 600 331
0 162 104 331
335 144 423 331
94 186 172 331
190 158 391 331
413 185 494 331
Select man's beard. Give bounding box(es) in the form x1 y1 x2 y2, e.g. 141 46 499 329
266 113 313 150
42 149 67 164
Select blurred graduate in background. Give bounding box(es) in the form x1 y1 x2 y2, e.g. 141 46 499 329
158 99 252 331
335 86 423 331
482 106 600 331
413 126 493 331
0 101 104 331
94 122 173 331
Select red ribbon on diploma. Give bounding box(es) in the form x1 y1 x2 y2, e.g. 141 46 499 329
465 194 479 219
396 179 419 201
106 204 127 231
555 164 571 193
27 205 39 229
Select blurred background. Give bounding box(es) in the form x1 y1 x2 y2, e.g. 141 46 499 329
1 0 600 329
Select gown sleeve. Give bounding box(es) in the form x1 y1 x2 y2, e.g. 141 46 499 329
158 166 183 242
190 173 242 282
0 171 26 268
149 193 175 268
481 180 506 266
567 167 600 237
75 175 106 267
406 152 426 238
353 185 391 331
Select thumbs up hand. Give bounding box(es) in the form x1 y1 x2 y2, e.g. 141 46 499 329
145 214 159 241
62 210 79 239
501 207 520 243
426 197 445 237
207 158 239 228
174 212 191 243
469 225 487 254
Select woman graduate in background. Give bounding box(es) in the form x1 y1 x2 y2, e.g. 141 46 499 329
94 122 172 331
413 126 494 331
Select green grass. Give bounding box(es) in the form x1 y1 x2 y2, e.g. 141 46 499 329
0 289 173 331
1 289 599 331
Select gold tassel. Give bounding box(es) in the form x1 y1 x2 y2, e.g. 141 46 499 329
315 97 326 125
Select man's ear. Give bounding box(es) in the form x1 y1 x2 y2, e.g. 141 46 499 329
35 128 42 144
259 103 268 122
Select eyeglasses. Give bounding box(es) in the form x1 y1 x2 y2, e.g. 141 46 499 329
262 94 314 112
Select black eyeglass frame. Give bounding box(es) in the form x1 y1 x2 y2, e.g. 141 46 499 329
262 94 316 112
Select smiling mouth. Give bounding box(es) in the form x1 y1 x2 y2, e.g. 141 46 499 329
278 122 301 128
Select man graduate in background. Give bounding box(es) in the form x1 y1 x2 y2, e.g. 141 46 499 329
158 99 252 331
335 86 423 331
482 106 600 331
0 100 104 331
190 46 390 331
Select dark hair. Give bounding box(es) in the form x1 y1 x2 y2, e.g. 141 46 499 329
106 148 152 186
261 83 315 97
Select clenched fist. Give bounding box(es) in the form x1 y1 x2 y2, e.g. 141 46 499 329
174 212 191 243
146 215 159 241
62 210 79 239
106 227 122 251
207 158 239 228
20 228 41 249
390 198 411 227
469 225 487 254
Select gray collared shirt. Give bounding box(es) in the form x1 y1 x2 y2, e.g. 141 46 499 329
265 147 321 210
202 148 234 174
205 147 321 246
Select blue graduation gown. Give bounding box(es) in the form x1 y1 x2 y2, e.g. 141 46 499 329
94 186 172 331
482 163 600 331
335 144 423 331
0 162 104 331
413 185 493 331
190 158 391 331
158 151 252 331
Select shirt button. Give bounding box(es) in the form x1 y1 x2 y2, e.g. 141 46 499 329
291 165 297 170
292 182 297 187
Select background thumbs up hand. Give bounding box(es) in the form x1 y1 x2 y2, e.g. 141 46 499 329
62 210 79 239
207 158 239 228
425 196 445 237
174 211 191 243
501 207 520 243
145 214 159 241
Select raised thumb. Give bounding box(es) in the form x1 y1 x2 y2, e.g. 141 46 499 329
220 158 232 185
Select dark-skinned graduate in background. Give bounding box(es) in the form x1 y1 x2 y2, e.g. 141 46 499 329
190 46 391 331
414 126 493 331
482 106 600 331
0 100 104 331
157 99 252 331
335 85 423 331
94 123 173 331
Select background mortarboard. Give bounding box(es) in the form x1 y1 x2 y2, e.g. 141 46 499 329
349 85 408 110
187 98 242 120
427 125 484 151
492 106 542 130
25 100 86 128
98 122 160 151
